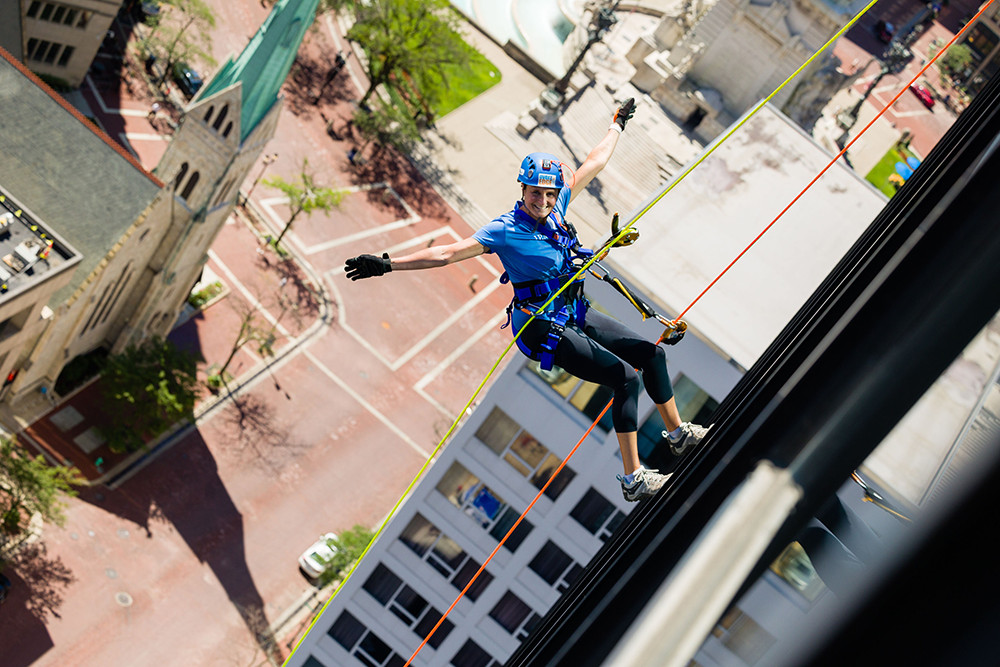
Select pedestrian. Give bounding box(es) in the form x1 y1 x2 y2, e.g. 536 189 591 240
345 99 711 502
148 101 161 123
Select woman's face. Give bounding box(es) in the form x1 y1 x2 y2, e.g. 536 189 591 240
521 184 560 221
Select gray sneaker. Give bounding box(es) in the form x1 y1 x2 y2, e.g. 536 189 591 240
617 466 672 502
664 422 712 456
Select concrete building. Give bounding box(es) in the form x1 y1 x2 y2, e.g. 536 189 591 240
0 0 318 418
285 105 887 667
954 1 1000 95
625 0 870 142
10 0 122 88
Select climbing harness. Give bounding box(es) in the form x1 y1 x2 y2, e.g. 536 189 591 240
500 206 595 370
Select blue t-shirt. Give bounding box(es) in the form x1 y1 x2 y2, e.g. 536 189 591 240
473 187 582 331
472 186 574 284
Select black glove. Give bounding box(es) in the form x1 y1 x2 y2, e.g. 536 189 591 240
345 253 392 280
612 97 636 131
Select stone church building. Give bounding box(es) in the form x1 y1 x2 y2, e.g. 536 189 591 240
0 0 319 417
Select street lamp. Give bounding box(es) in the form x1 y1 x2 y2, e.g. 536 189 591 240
553 1 620 95
244 153 278 206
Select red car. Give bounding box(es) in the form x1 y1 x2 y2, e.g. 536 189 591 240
909 83 935 109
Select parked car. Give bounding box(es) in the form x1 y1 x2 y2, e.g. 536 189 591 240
298 532 338 579
909 83 935 109
172 62 203 99
874 19 895 43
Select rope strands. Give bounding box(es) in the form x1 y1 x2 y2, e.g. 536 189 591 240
282 0 953 662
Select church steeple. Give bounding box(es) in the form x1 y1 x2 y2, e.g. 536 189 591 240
198 0 320 141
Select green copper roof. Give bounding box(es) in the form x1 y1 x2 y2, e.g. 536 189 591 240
199 0 319 141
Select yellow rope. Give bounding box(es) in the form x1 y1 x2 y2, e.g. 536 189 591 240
284 3 881 662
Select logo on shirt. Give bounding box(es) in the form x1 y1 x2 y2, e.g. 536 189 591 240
537 173 556 187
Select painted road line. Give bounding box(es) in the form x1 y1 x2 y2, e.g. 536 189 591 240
302 216 421 255
85 75 149 116
326 226 457 275
414 310 508 418
207 249 292 338
304 350 431 459
390 279 502 370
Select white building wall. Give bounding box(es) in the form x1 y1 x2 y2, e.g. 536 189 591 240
288 277 743 667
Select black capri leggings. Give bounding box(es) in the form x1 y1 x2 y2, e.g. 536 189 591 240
520 309 674 432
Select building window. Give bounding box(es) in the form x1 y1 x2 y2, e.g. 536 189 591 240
222 121 233 138
636 375 718 465
528 540 583 593
203 106 214 123
436 461 534 552
488 591 541 641
180 171 200 202
524 361 614 432
32 40 50 62
711 607 776 666
44 42 61 64
328 611 408 667
173 162 189 190
39 3 55 21
451 639 501 667
474 408 576 499
212 104 228 131
769 541 825 601
77 10 91 28
63 8 76 25
51 5 66 22
569 488 625 542
57 46 74 67
362 563 455 650
303 657 326 667
398 514 494 601
26 2 42 18
26 39 39 59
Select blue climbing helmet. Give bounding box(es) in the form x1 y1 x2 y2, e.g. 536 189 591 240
518 152 565 189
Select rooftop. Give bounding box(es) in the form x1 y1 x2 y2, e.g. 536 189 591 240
0 185 80 302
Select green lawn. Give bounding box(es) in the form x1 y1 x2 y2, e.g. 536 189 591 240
866 145 919 197
432 44 501 118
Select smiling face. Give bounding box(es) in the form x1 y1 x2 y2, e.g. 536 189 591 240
521 184 560 221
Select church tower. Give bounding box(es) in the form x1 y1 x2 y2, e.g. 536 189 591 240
116 0 320 346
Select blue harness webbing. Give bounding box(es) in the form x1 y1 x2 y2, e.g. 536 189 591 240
500 206 595 371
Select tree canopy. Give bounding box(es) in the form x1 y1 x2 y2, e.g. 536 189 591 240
1 437 80 538
318 524 376 586
263 159 344 245
99 336 201 453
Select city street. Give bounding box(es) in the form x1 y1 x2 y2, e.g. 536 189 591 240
1 3 512 666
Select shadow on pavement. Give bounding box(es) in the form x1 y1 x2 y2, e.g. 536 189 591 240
349 145 451 220
75 430 283 663
0 542 74 667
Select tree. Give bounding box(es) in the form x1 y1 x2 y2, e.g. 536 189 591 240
100 337 201 453
210 297 265 391
347 0 470 105
0 437 80 538
352 102 420 157
939 43 973 80
137 0 217 87
317 524 376 587
262 159 344 246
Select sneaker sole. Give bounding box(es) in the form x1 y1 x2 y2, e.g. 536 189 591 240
670 424 714 456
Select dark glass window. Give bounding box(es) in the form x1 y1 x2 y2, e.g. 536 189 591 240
528 540 574 585
357 632 392 664
414 608 454 649
389 585 427 625
519 612 543 641
328 610 365 651
429 534 467 575
26 38 39 59
570 488 615 533
489 507 533 552
173 162 189 190
51 6 66 22
203 106 214 123
212 104 228 131
362 563 402 605
63 8 76 24
303 657 326 667
77 10 91 27
57 46 74 67
451 639 495 667
476 407 520 454
39 3 54 21
399 514 439 556
44 42 61 64
180 171 200 201
223 121 233 138
32 40 50 62
451 558 493 601
533 461 575 500
489 591 532 634
27 2 42 18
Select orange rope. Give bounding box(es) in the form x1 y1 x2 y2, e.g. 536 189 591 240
406 5 998 663
674 3 993 321
404 399 613 666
